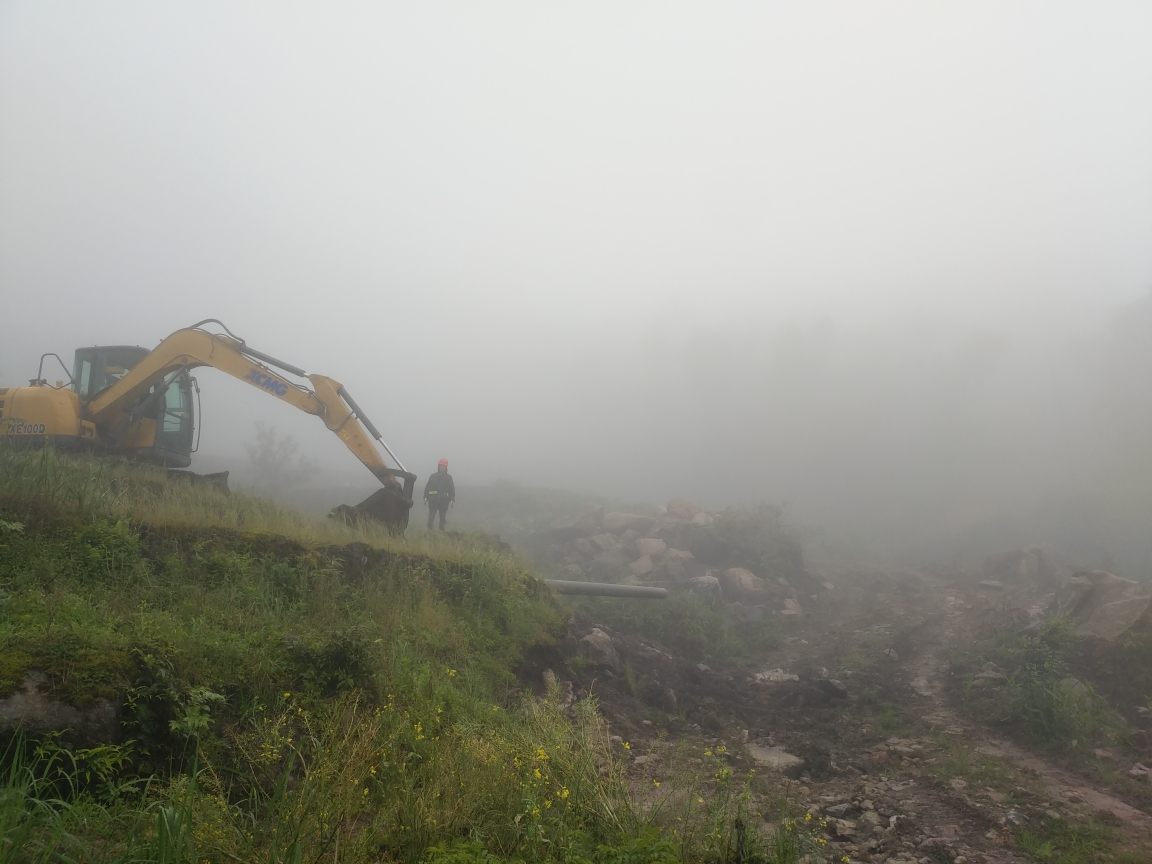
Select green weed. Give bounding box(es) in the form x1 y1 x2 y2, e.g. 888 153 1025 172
1015 818 1113 863
0 445 810 862
961 619 1128 752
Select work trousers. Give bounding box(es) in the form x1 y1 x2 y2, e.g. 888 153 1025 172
427 504 448 530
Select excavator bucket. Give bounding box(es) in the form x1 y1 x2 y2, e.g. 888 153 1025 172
330 471 416 533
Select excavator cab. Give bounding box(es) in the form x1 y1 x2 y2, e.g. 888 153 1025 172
73 346 195 466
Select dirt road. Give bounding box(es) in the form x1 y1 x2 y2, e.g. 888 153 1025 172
574 565 1152 862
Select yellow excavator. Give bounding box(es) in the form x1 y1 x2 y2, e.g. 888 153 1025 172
0 319 416 530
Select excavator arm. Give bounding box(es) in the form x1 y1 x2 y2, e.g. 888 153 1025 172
84 323 416 527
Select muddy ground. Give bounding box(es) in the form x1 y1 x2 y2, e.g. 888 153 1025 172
538 565 1152 863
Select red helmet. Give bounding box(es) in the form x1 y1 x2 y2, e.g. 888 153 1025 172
438 458 449 467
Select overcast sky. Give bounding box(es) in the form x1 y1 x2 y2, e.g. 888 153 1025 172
3 2 1151 560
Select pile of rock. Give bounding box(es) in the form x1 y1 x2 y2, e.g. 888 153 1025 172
549 499 807 618
981 544 1070 590
1051 569 1152 641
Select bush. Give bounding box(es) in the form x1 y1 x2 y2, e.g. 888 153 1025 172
966 619 1127 751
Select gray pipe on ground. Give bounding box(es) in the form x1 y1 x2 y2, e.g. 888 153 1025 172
545 580 667 599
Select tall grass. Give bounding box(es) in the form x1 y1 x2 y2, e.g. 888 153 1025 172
0 445 501 558
0 445 811 862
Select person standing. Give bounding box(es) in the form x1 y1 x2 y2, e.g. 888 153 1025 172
424 458 455 530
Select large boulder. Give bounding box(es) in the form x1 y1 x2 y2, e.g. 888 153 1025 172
587 551 629 582
601 513 656 535
719 567 769 604
629 555 654 576
579 629 621 674
635 538 667 558
647 518 686 547
1052 571 1152 640
590 533 620 553
667 498 700 521
550 504 604 541
982 545 1071 589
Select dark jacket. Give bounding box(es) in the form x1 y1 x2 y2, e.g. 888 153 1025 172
424 471 455 507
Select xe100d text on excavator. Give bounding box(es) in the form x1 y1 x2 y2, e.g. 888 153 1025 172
0 320 416 530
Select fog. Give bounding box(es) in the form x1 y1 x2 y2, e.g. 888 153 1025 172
3 3 1151 571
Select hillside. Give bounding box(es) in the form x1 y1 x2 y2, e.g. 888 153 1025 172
3 446 1152 864
0 448 796 864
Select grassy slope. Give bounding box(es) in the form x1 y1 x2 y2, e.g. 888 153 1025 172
0 448 805 864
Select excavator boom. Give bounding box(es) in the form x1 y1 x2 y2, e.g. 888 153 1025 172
1 321 415 530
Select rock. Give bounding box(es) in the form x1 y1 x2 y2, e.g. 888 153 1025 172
550 504 604 541
564 563 585 577
830 818 857 838
815 679 848 699
719 567 769 604
949 778 967 790
972 671 1007 686
587 551 628 581
687 574 721 601
667 498 699 520
1001 811 1026 827
602 512 656 535
727 602 770 621
1130 762 1150 777
632 754 649 765
629 555 654 576
572 538 595 557
1052 570 1152 640
982 545 1070 588
883 648 900 661
0 672 121 746
859 810 882 829
590 533 620 553
635 538 667 558
601 512 636 534
824 803 855 817
690 510 708 526
782 598 803 616
754 668 799 683
745 744 804 771
579 629 621 674
661 688 678 713
978 580 1004 590
665 548 694 560
647 518 684 544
